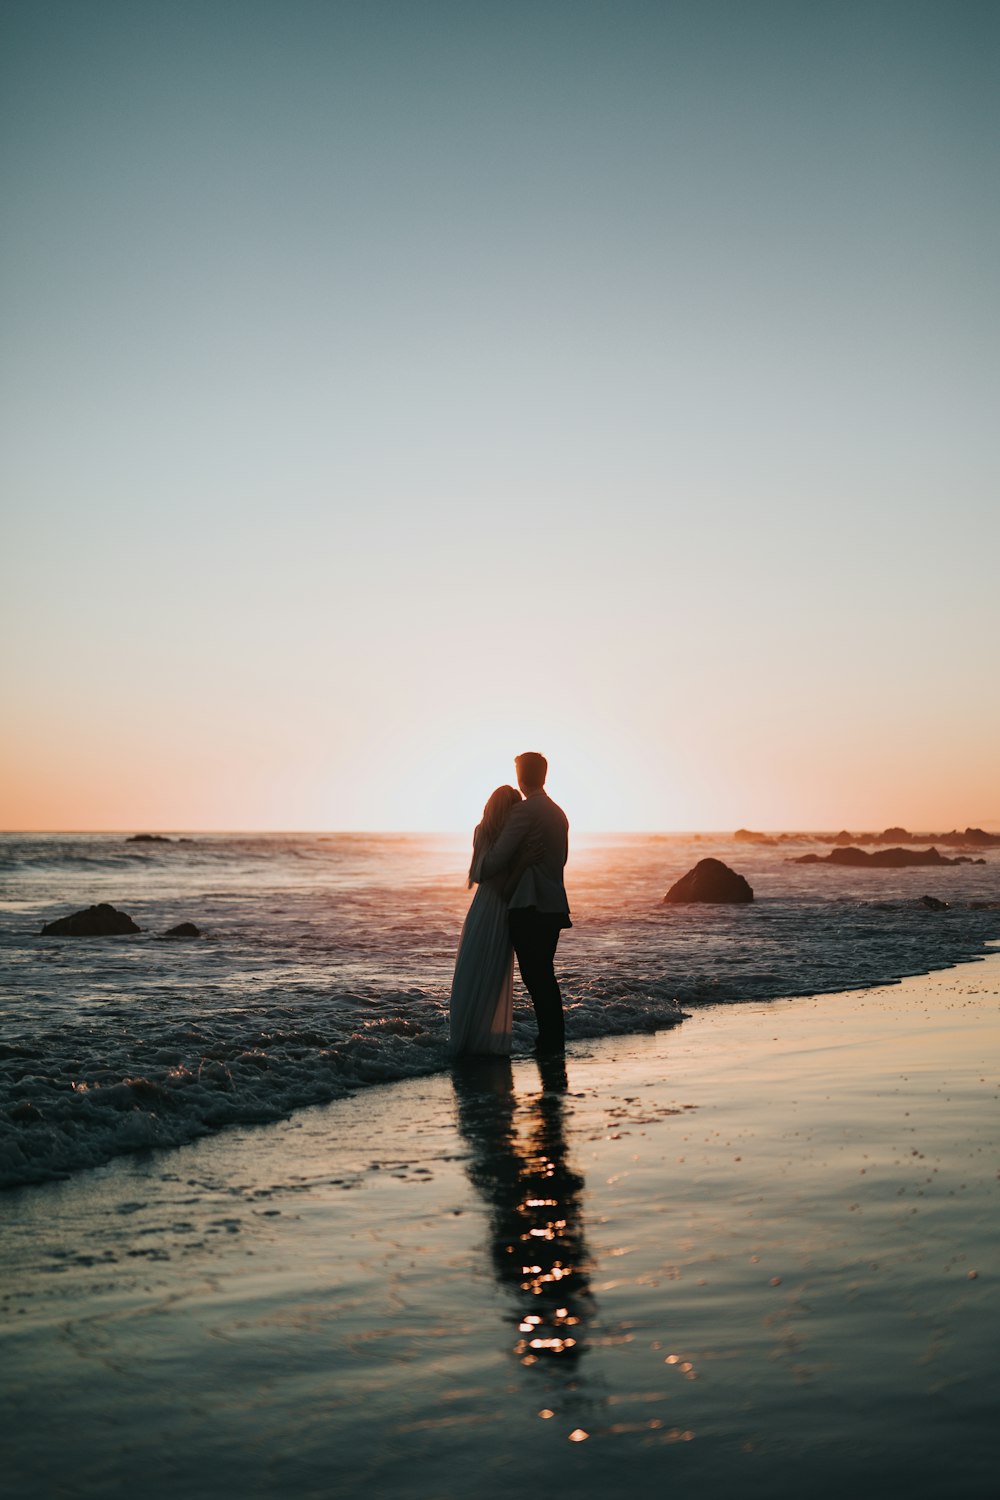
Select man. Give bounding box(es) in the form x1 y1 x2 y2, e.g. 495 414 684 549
478 751 571 1053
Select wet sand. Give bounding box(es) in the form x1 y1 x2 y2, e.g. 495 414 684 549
2 955 998 1499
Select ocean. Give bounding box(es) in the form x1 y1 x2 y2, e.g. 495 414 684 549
1 830 997 1189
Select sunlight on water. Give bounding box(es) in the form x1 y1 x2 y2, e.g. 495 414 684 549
0 832 997 1186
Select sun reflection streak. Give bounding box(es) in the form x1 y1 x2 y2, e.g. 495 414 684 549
452 1054 596 1392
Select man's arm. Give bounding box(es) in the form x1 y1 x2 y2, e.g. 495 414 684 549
478 803 531 880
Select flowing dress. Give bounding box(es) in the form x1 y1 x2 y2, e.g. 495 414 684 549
449 849 514 1056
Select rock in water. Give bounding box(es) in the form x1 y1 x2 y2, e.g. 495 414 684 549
918 895 949 910
162 922 201 939
126 833 172 843
40 903 141 936
793 846 973 868
663 858 754 904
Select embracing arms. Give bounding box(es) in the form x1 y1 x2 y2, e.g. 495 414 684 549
479 802 544 884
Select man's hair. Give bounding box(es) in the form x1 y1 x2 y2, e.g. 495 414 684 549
515 751 548 790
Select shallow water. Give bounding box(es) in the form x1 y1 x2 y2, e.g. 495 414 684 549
1 831 997 1186
1 958 996 1498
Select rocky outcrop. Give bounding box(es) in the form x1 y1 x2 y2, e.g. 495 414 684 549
819 825 1000 849
917 895 949 910
664 858 753 903
794 847 983 868
40 903 141 936
127 834 172 843
162 922 201 939
733 828 776 845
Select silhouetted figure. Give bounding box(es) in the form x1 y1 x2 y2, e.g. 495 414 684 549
478 752 571 1054
450 785 522 1055
452 1055 593 1378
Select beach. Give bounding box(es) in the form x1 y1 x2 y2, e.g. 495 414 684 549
2 952 997 1499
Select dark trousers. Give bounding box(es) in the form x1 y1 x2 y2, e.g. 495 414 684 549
508 909 566 1052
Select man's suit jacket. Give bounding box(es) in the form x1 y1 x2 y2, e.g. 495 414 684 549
479 790 570 918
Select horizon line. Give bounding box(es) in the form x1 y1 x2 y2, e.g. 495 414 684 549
3 824 999 837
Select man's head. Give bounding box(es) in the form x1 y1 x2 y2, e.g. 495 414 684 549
515 751 548 794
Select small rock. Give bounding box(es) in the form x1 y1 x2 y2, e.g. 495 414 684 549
126 834 173 843
9 1101 43 1123
162 922 201 939
40 903 141 937
917 895 949 911
664 858 753 904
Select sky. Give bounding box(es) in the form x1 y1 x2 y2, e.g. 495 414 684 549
1 0 997 833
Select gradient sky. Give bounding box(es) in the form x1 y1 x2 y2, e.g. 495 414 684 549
2 0 998 832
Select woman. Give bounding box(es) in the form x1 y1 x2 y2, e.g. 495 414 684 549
449 785 522 1056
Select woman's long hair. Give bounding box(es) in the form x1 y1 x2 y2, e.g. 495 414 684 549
469 785 521 886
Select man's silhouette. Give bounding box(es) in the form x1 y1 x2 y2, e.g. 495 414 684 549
479 751 571 1053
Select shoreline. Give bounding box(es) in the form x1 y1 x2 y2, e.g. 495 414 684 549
2 952 997 1497
4 935 1000 1195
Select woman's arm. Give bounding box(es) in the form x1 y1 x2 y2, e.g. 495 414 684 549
500 851 532 902
478 803 529 880
499 829 547 900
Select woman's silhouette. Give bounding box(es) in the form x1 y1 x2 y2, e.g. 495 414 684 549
449 785 522 1055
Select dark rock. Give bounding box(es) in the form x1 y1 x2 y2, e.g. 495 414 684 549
40 903 141 936
9 1101 43 1123
970 900 1000 910
832 830 855 846
127 834 172 843
162 922 201 939
664 858 753 904
793 846 968 869
733 828 776 845
834 825 1000 849
940 827 1000 848
917 895 949 910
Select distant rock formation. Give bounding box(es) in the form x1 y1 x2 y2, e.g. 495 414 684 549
127 834 173 843
664 858 753 903
733 829 818 846
793 846 983 868
162 922 201 939
818 825 1000 849
917 895 950 910
41 903 141 936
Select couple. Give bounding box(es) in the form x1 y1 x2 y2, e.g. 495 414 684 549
450 751 571 1057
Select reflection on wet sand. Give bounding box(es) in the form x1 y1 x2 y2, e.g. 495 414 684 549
452 1056 595 1382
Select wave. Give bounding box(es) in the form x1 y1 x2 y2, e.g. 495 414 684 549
3 933 999 1191
2 829 998 1190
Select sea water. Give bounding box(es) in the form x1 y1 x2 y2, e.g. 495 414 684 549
1 831 997 1187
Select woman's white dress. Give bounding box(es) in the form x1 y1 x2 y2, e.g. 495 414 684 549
450 851 514 1056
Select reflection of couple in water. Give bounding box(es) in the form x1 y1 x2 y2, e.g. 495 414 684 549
449 752 571 1058
452 1054 594 1375
449 755 591 1382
